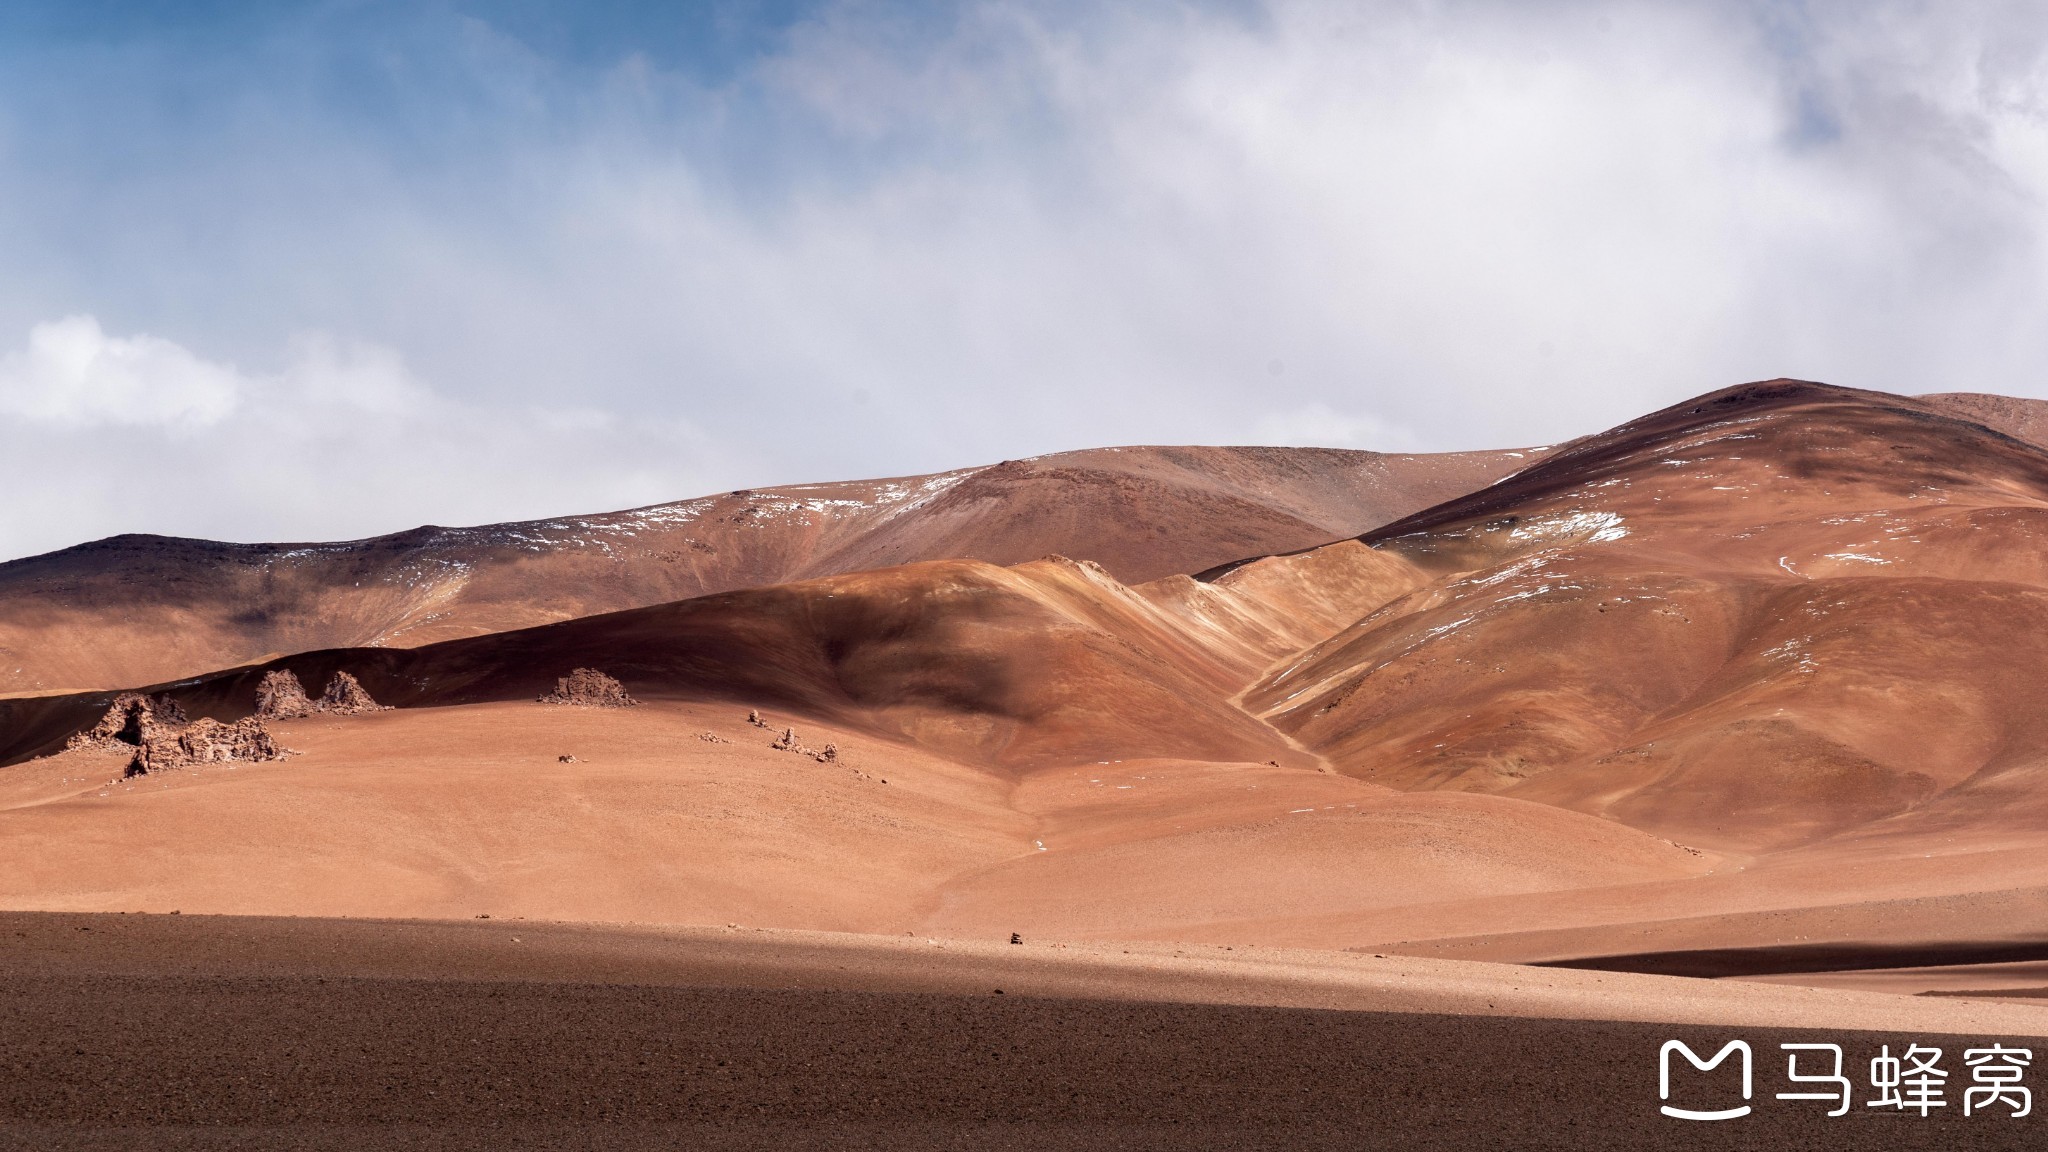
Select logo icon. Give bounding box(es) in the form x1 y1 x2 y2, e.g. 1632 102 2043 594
1661 1040 1753 1120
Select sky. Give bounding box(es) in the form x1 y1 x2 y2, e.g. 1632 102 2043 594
2 0 2046 560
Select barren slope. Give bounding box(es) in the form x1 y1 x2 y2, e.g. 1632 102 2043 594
0 529 1671 944
1243 380 2048 854
10 381 2048 993
1918 390 2048 450
0 539 1428 772
0 444 1531 693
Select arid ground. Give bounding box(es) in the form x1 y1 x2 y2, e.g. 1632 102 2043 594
6 381 2048 1147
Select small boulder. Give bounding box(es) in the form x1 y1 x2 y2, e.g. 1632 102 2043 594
255 670 316 720
538 668 638 708
317 671 389 715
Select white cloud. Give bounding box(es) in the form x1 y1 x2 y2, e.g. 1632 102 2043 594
0 315 240 429
6 2 2048 559
0 317 722 559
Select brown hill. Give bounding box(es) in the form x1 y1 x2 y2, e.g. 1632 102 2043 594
0 444 1533 694
10 381 2048 993
1917 390 2048 451
0 542 1426 773
1244 379 2048 853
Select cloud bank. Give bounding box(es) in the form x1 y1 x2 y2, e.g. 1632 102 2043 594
0 317 709 555
2 0 2047 558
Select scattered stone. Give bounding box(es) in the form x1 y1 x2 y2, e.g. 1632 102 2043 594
747 710 769 728
558 754 579 763
317 671 389 715
764 725 838 760
538 668 637 708
698 732 729 743
1010 933 1023 945
254 670 316 720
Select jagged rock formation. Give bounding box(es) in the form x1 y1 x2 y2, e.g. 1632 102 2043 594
316 671 389 715
256 669 386 718
747 710 768 728
135 717 280 775
538 668 638 708
66 692 281 776
66 693 186 753
255 670 316 719
772 727 799 751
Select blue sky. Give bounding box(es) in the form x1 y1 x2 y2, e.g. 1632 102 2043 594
2 0 2047 558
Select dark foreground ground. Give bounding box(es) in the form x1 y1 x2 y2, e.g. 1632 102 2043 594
1 913 2040 1151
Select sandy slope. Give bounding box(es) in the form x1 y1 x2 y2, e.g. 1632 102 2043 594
0 700 1718 948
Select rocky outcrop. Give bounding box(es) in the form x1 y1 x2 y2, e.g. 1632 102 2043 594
255 669 386 718
66 693 186 753
134 717 281 775
538 668 638 708
316 671 388 715
255 670 316 719
67 692 282 776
